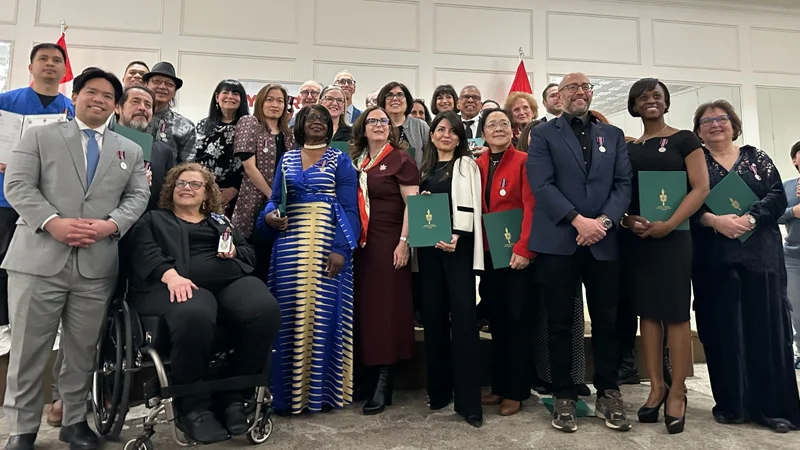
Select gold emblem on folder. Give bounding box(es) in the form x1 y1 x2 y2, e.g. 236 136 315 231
504 227 512 244
423 209 436 229
729 197 741 211
656 188 672 211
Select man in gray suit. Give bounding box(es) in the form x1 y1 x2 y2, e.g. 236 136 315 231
2 69 149 450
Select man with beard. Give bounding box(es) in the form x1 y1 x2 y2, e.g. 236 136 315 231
111 85 175 210
143 62 196 163
527 72 632 433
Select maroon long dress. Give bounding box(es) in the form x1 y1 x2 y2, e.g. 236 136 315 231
354 148 419 366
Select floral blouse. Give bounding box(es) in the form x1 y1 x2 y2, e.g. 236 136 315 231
194 118 243 190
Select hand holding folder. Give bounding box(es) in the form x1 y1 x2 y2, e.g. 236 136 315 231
704 171 759 242
407 193 452 248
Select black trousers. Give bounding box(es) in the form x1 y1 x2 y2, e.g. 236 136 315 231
0 207 19 325
418 236 481 417
537 247 620 400
616 287 638 362
482 252 533 401
131 276 281 412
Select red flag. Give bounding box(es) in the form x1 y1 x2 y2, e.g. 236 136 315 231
508 60 532 95
56 32 74 85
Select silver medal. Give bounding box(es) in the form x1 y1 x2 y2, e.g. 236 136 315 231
599 146 606 153
120 161 127 170
499 189 507 196
159 132 166 139
755 174 762 181
658 147 666 153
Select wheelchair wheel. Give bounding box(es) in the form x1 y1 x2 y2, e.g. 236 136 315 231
92 305 132 439
246 417 273 445
107 301 135 440
123 437 154 450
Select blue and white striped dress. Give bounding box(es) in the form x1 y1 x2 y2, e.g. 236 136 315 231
257 147 360 414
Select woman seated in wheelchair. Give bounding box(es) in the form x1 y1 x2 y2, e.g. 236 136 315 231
126 163 280 444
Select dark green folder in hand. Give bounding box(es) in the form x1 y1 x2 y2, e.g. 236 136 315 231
482 209 523 269
638 171 689 231
407 193 452 248
114 124 154 162
330 141 349 153
704 171 759 242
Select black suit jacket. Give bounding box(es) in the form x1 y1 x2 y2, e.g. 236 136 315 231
148 141 176 210
126 209 257 292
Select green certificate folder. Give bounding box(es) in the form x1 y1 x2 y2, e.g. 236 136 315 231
483 209 523 269
407 193 452 248
638 171 689 231
330 141 349 153
705 171 760 242
114 124 154 162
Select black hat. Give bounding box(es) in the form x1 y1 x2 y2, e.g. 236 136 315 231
142 61 183 90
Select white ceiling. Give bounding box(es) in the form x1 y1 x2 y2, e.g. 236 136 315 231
548 75 700 116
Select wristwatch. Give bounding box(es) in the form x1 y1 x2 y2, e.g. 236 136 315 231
746 214 757 230
599 214 613 230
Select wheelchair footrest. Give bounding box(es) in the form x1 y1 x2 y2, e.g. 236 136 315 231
160 374 269 400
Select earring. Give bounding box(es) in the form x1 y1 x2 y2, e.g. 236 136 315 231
202 200 207 210
215 103 220 110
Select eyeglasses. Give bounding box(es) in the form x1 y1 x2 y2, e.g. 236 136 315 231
175 180 205 190
149 78 176 89
321 96 345 105
461 94 481 102
560 83 594 93
307 113 327 124
485 120 511 130
385 92 406 101
699 115 730 127
299 89 321 98
335 78 356 86
366 118 390 126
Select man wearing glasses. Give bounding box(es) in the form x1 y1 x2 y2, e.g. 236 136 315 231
289 80 322 128
143 62 196 163
457 85 483 139
333 70 361 124
526 72 632 434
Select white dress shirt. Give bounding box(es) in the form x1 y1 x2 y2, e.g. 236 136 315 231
346 103 355 124
460 112 481 138
545 112 560 122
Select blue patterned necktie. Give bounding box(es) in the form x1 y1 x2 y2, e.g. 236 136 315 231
83 129 100 187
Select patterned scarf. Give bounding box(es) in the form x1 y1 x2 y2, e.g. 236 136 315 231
356 143 393 247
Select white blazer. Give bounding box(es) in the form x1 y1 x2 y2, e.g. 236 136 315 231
450 156 484 271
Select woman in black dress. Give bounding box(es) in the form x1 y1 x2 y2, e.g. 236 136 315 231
194 79 249 215
691 100 800 433
621 79 709 434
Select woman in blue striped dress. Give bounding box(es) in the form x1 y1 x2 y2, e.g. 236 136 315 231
257 105 360 414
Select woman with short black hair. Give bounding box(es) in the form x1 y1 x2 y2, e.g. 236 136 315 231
430 84 458 115
378 82 429 167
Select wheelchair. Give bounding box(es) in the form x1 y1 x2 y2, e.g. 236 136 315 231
90 288 275 450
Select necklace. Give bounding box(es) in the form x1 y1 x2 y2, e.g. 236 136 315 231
636 124 669 144
304 143 327 150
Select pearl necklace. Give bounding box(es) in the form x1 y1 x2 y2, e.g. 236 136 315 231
304 143 327 150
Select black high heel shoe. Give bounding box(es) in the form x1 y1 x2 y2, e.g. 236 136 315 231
638 385 669 423
363 366 393 415
665 394 687 434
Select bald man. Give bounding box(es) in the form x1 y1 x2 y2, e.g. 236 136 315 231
526 72 632 433
289 80 322 128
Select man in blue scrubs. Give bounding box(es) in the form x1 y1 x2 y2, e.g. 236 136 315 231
0 42 75 428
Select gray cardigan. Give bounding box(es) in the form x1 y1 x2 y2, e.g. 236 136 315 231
402 115 430 167
780 178 800 259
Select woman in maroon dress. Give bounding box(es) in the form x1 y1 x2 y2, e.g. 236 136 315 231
350 106 419 415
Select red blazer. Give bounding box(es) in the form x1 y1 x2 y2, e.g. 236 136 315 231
476 145 536 260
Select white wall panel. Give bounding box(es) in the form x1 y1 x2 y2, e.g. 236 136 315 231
180 0 297 43
434 68 532 110
751 28 800 75
434 4 531 58
314 60 418 107
0 0 18 24
652 20 739 71
178 52 296 122
314 0 418 51
547 13 640 64
67 45 160 80
36 0 164 33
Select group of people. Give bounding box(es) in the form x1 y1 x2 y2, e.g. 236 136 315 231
1 41 799 450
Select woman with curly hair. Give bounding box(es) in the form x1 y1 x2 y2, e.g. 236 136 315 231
503 91 538 148
126 163 280 444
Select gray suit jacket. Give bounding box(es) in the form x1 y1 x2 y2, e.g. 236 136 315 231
2 120 150 278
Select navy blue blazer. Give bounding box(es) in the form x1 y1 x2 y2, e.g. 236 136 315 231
526 115 631 260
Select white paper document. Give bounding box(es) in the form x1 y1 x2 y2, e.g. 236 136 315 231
0 110 67 163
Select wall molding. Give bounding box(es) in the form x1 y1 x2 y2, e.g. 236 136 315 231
313 58 419 92
651 19 740 71
0 0 19 25
432 3 532 58
313 0 419 52
545 11 641 65
177 50 297 80
750 27 800 75
34 0 165 34
600 0 800 18
179 0 298 44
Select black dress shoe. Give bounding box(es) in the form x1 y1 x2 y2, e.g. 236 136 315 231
465 414 484 428
618 348 641 385
576 384 591 397
713 411 745 425
428 398 452 410
223 402 249 436
58 421 100 450
5 434 35 450
177 410 230 444
363 366 393 416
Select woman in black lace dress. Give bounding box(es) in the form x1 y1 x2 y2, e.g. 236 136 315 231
195 79 249 215
691 100 800 433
